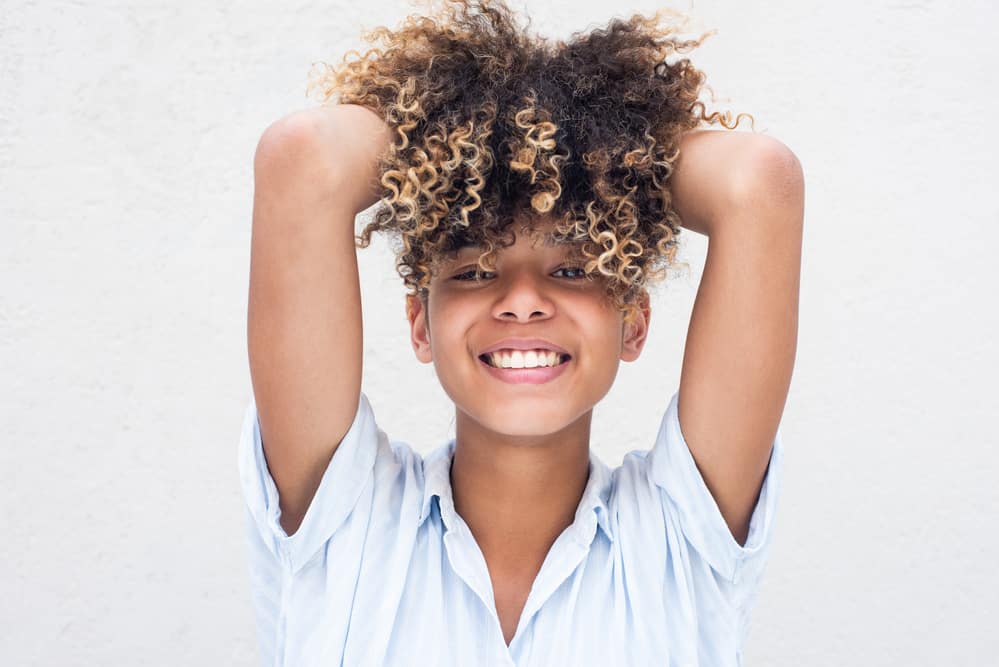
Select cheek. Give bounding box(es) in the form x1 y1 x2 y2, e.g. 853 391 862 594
426 306 470 359
580 302 622 335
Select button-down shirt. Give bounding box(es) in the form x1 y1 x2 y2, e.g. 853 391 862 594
238 389 784 666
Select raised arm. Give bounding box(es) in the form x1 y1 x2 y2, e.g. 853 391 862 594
248 104 393 536
667 129 804 546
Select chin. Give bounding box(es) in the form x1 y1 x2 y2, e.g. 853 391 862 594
472 401 577 436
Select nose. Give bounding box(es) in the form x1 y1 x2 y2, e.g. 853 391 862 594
491 269 555 322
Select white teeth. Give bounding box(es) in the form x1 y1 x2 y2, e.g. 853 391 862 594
487 349 565 369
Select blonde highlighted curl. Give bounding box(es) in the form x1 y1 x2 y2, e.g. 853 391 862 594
306 0 755 325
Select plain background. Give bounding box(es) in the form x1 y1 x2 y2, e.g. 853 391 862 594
3 0 997 664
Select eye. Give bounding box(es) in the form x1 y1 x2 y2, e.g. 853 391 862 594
553 266 587 279
452 269 496 281
452 266 588 281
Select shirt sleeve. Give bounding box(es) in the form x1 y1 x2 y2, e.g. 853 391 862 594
645 389 785 586
237 389 393 574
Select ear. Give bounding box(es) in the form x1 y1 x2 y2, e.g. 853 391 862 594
405 293 433 364
620 290 651 363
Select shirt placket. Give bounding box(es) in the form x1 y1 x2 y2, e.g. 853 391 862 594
506 511 597 658
439 492 600 665
439 501 517 665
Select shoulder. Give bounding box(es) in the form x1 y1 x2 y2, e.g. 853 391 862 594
238 391 430 571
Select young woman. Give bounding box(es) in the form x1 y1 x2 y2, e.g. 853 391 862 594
240 1 803 664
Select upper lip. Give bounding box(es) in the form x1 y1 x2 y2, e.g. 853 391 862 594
479 338 571 357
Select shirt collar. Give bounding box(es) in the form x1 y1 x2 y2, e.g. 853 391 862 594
417 439 616 544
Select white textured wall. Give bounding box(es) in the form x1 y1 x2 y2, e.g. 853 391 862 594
4 0 996 664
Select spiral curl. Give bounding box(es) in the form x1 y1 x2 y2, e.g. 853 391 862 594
305 0 756 325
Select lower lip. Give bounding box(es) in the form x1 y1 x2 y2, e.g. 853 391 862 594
478 355 571 384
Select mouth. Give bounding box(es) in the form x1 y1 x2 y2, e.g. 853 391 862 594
476 352 572 385
477 352 571 369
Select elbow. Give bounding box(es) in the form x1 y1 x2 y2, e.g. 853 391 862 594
729 138 805 224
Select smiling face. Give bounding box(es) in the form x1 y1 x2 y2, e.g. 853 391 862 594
406 217 651 438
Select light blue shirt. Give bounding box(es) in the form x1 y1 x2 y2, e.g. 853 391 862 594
238 389 784 666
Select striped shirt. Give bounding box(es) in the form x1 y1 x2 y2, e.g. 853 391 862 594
238 389 784 666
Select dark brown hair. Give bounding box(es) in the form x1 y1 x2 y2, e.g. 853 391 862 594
306 0 754 324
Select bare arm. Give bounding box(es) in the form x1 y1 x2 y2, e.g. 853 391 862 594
668 130 804 546
248 104 393 536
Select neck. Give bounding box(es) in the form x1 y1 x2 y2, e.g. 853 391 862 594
449 407 593 561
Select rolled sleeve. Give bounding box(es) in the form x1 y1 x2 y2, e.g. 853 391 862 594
237 390 379 573
646 390 785 584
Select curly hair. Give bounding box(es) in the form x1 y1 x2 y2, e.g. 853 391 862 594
305 0 755 325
